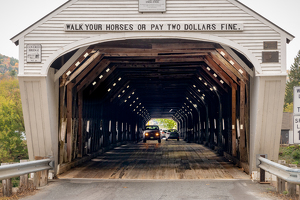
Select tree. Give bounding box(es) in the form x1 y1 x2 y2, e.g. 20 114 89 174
284 50 300 109
10 57 18 66
154 118 177 130
0 77 27 162
0 126 27 163
284 103 293 113
9 69 17 77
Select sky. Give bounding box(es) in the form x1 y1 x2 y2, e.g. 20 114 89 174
0 0 299 69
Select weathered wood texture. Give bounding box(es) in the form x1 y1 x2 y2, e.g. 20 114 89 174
1 163 12 197
59 140 249 180
231 87 237 157
34 156 49 188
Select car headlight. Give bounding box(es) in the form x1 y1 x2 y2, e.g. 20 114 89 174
156 133 159 136
145 133 149 136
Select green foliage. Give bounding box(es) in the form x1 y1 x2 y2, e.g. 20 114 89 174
292 150 300 159
153 118 177 130
0 77 27 163
12 177 20 187
0 126 28 163
283 103 293 113
279 145 300 165
9 69 17 77
284 50 300 108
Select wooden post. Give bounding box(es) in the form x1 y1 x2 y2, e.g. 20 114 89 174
277 178 285 193
59 74 67 165
66 83 74 162
260 168 265 183
59 119 67 165
33 171 41 188
1 163 12 197
245 79 250 163
287 182 296 196
19 160 29 191
34 156 49 188
239 82 247 162
217 95 223 151
205 106 209 145
232 87 237 157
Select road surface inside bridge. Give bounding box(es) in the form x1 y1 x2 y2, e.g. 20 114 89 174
59 140 249 180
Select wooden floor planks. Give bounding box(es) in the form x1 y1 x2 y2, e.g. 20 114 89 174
59 140 249 180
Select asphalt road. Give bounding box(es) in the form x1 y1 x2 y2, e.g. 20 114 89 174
21 179 281 200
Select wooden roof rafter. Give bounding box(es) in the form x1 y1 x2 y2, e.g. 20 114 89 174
76 59 111 91
65 50 104 86
196 67 229 93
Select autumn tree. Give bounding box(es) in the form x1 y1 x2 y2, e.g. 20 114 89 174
154 118 177 130
284 50 300 111
0 77 27 162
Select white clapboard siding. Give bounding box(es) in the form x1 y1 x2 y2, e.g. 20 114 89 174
21 0 285 75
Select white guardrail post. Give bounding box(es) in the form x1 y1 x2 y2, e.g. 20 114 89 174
0 159 53 197
257 154 300 196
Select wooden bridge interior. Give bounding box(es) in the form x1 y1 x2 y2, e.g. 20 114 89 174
51 39 252 175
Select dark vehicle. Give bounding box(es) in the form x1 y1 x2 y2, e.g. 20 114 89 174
166 129 179 141
143 125 161 143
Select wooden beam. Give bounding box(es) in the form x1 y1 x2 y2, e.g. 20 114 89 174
54 46 90 81
232 87 237 157
246 79 250 162
78 91 83 158
219 45 254 77
239 82 247 162
88 65 117 95
205 54 239 84
155 56 205 63
105 53 207 58
215 48 249 81
196 69 228 93
203 56 237 85
65 51 103 86
66 83 73 162
210 51 245 81
76 59 111 91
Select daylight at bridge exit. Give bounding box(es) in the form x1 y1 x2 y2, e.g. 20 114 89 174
1 0 300 199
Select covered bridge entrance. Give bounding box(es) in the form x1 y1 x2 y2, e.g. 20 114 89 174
11 0 294 176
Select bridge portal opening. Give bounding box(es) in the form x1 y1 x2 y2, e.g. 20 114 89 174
51 39 252 174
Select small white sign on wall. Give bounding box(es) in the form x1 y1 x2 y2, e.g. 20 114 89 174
293 86 300 144
294 86 300 115
294 116 300 144
26 44 42 63
139 0 166 12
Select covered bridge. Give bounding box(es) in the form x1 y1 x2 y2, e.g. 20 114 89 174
11 0 294 175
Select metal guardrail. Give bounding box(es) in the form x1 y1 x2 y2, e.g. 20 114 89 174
258 156 300 184
0 159 53 180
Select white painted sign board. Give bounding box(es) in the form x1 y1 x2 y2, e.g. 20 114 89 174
293 86 300 143
294 86 300 115
26 44 42 63
139 0 166 12
64 23 244 32
294 116 300 144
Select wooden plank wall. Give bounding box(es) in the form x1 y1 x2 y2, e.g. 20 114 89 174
21 0 282 75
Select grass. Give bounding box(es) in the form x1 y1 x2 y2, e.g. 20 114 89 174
279 145 300 165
